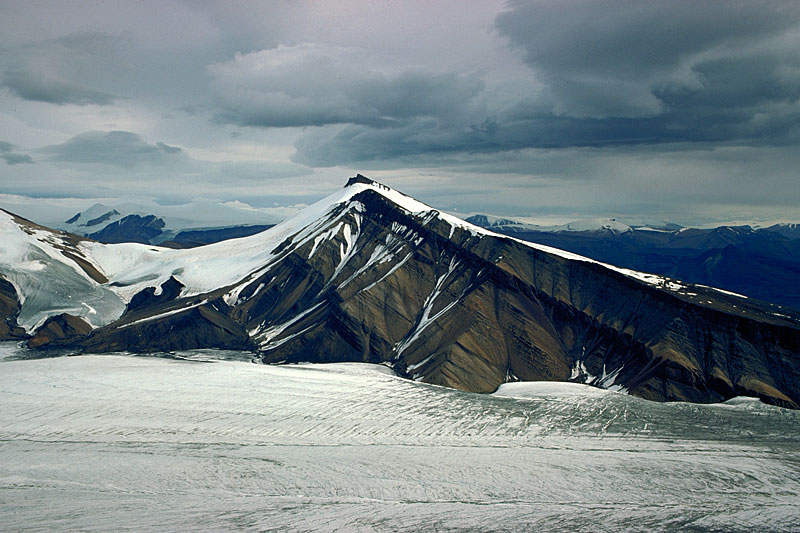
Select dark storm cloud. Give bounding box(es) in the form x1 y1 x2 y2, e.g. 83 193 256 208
286 1 800 166
0 140 33 165
495 0 800 117
42 131 185 167
291 113 693 167
489 0 800 153
1 68 116 105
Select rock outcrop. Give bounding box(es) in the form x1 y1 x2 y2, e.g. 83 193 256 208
28 313 92 348
0 278 26 340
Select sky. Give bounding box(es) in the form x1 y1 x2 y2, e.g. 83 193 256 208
1 0 800 227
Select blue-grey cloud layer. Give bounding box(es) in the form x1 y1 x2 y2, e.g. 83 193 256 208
496 0 800 141
210 45 487 130
42 131 184 166
0 141 33 165
2 68 116 105
0 31 124 106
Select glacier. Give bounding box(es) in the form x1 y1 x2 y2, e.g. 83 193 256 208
1 343 798 532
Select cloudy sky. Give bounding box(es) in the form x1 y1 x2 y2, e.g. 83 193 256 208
1 0 799 226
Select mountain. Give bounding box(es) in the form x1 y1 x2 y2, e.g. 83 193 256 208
60 203 275 246
62 203 169 244
466 216 800 310
466 215 683 235
87 214 166 244
2 175 800 408
765 222 800 240
62 204 122 228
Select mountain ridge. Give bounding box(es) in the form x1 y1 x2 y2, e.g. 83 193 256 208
58 202 277 247
466 214 800 309
2 176 800 408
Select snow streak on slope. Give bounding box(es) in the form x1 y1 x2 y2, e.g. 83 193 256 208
396 256 464 361
345 184 748 299
3 181 459 333
0 349 798 532
308 181 739 300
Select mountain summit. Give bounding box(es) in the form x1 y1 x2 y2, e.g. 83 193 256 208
2 176 800 408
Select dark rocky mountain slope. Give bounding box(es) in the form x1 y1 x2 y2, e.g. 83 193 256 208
2 178 799 408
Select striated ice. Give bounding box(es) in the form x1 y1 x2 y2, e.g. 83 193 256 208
0 349 797 532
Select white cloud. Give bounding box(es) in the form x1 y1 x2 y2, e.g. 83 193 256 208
209 44 487 128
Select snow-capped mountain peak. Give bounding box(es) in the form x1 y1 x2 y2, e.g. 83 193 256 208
2 176 799 409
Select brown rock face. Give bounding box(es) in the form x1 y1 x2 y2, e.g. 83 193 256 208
11 182 800 408
0 278 26 340
28 314 92 348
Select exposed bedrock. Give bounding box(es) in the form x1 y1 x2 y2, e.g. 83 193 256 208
0 278 27 340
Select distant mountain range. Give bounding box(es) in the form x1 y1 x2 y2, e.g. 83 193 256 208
60 203 273 247
466 215 800 310
2 175 799 408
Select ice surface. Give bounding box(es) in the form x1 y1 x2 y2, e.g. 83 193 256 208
1 347 798 532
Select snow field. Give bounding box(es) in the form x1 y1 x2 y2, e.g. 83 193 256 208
0 350 798 532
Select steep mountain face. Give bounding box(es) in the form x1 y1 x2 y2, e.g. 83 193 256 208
467 219 800 310
2 178 800 408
